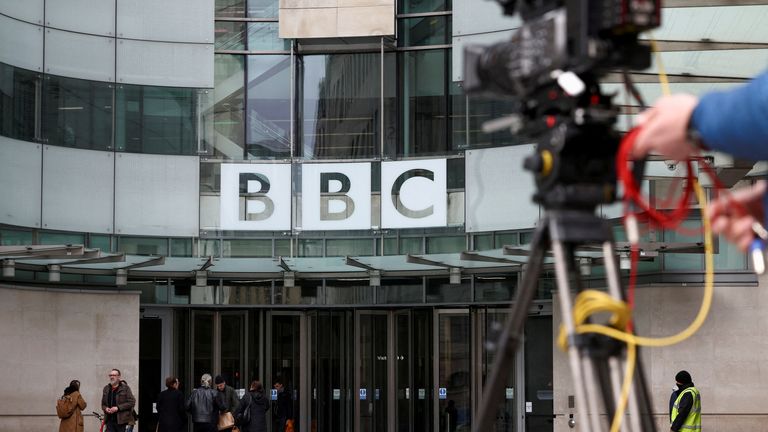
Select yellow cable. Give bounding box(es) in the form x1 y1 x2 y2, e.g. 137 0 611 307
557 179 714 432
650 37 671 96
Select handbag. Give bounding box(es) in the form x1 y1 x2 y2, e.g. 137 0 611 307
218 411 236 430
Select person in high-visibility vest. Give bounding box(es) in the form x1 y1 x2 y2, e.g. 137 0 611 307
670 370 701 431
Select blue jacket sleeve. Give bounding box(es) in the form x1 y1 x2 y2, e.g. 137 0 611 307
690 70 768 161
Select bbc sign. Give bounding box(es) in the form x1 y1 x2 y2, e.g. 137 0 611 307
220 159 447 231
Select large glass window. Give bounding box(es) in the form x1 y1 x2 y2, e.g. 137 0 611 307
398 16 450 47
119 236 169 256
223 239 273 257
399 0 449 14
400 49 448 156
212 55 246 159
42 74 112 150
247 55 291 158
216 0 246 17
326 238 374 256
248 0 279 17
299 53 381 159
0 62 37 141
216 21 247 51
248 23 289 51
115 85 197 155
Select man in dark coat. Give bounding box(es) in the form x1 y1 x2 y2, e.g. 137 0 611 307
101 369 136 432
272 379 293 432
157 376 186 432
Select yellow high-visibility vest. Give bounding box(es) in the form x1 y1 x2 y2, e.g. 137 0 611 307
671 386 701 431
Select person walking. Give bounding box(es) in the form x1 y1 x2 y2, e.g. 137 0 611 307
101 369 136 432
58 380 87 432
157 376 187 432
186 373 223 432
234 380 269 432
670 370 701 432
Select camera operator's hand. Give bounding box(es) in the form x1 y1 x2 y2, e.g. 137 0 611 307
709 181 767 252
632 94 701 161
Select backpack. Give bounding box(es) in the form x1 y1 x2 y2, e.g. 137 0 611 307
235 394 252 426
56 395 76 419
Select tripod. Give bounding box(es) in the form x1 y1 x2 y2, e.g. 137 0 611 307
473 208 657 432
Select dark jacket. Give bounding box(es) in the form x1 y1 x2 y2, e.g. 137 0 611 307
186 386 222 424
670 382 695 432
219 384 240 413
157 388 187 432
274 389 292 421
235 391 269 432
101 381 136 425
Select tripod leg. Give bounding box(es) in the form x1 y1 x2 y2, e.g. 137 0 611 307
602 241 657 432
551 239 605 432
471 225 549 432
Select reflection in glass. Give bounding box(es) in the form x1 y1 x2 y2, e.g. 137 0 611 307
223 239 273 257
247 55 291 158
248 0 279 17
39 231 85 245
326 238 374 257
222 281 272 304
248 23 289 51
399 0 448 14
276 280 319 304
119 236 169 255
193 312 214 388
468 97 520 148
216 0 246 17
358 313 388 432
220 313 245 389
171 238 193 257
474 274 516 302
298 239 323 257
213 54 246 159
401 50 447 156
300 53 381 159
325 280 373 304
42 74 112 150
378 278 423 303
426 277 470 303
215 21 247 50
0 62 36 141
398 16 450 47
115 85 197 155
438 312 470 432
426 235 464 253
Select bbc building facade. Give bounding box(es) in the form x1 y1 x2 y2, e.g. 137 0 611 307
1 1 768 431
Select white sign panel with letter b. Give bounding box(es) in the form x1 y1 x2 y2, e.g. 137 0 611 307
220 164 292 231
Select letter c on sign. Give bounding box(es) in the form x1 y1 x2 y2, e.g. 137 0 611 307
391 169 434 219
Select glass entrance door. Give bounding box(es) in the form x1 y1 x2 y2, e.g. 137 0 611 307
475 309 518 432
269 313 304 432
309 310 353 432
435 310 471 432
394 309 433 432
524 316 553 431
356 311 390 432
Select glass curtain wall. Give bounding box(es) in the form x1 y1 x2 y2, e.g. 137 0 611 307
298 53 382 159
0 62 36 141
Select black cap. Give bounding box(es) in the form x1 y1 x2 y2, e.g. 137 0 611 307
675 370 692 384
214 375 225 384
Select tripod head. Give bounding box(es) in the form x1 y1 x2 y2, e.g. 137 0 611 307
464 0 660 211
